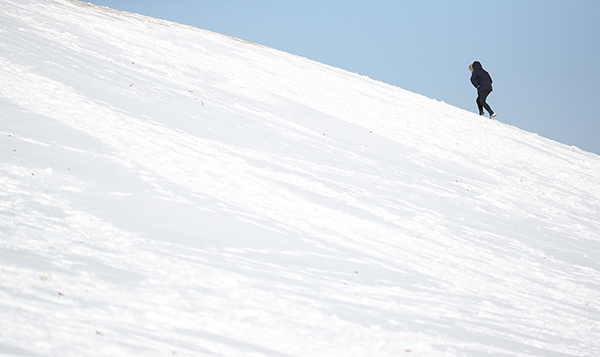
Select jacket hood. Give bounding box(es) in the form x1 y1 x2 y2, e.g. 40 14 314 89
472 61 483 70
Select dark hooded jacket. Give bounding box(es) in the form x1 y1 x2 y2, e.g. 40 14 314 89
470 61 493 93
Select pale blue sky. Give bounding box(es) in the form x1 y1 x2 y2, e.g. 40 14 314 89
87 0 600 156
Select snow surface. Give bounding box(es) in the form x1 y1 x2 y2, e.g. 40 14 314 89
1 0 600 355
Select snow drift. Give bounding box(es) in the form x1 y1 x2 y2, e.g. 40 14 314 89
1 0 599 355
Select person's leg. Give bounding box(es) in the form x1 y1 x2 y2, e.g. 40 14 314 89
477 90 494 115
476 96 484 115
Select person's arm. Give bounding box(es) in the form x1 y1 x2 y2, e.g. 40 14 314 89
470 74 479 89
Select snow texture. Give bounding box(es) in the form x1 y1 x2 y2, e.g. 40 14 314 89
1 0 599 356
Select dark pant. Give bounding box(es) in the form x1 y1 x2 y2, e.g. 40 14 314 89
476 90 494 115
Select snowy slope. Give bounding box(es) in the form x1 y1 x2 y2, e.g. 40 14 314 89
1 0 600 356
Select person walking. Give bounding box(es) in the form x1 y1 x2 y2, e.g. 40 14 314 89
469 61 496 119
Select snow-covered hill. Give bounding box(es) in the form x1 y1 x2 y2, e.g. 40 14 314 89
1 0 599 355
